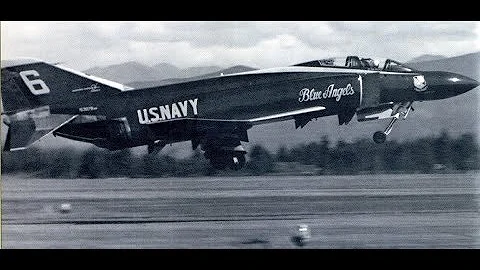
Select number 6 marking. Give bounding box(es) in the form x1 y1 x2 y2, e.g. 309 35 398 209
19 70 50 95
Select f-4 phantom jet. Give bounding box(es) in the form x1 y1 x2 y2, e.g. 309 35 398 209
1 56 478 170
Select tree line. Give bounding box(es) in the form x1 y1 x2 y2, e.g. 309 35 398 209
1 131 478 178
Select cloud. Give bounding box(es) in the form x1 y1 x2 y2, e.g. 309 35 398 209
1 21 478 70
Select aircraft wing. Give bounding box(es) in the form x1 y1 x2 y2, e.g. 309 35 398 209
145 106 327 144
146 117 252 144
145 106 326 126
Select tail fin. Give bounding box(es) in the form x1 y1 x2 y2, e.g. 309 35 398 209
1 57 133 114
1 57 132 150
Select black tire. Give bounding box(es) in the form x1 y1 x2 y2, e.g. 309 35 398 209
210 157 228 170
373 131 387 144
230 153 246 171
206 149 246 171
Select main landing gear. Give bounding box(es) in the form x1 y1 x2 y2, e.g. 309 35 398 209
373 101 414 144
148 140 166 155
203 143 247 170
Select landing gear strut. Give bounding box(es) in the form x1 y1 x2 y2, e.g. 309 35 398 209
373 101 413 144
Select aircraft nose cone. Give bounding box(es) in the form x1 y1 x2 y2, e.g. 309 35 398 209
466 77 479 90
422 71 479 98
446 73 479 94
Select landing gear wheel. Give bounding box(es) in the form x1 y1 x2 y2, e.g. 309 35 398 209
202 141 247 171
230 153 246 171
373 131 387 144
206 150 246 170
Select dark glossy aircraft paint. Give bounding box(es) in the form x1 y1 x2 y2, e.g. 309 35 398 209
2 56 478 169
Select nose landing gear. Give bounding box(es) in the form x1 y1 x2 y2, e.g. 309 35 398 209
373 131 387 144
373 101 414 144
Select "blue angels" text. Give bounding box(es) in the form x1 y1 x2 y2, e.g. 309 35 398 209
299 84 354 103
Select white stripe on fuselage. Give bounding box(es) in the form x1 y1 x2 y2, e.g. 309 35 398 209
223 66 416 77
54 64 134 91
144 106 326 126
249 106 326 124
358 75 363 107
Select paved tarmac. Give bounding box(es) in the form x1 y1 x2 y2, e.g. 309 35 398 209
2 173 479 248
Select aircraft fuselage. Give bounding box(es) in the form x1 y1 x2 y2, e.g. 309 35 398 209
51 66 477 148
2 57 478 169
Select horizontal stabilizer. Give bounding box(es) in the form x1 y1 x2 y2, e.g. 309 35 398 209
3 113 77 151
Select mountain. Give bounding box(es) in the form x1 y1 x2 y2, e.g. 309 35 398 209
182 66 223 78
213 65 257 75
407 54 447 63
150 64 222 79
84 61 162 84
151 63 182 80
407 52 480 79
84 62 224 86
129 65 257 88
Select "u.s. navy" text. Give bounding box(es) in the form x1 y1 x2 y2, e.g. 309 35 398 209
137 98 198 124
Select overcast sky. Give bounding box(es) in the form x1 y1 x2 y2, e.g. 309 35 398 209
1 21 479 70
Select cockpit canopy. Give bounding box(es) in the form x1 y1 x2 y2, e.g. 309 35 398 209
294 56 416 72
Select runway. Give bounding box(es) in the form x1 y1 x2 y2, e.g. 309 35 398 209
2 173 479 248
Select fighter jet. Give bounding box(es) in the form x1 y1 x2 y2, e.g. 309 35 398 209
1 56 478 170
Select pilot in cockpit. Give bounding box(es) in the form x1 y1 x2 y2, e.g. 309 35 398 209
360 58 380 70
